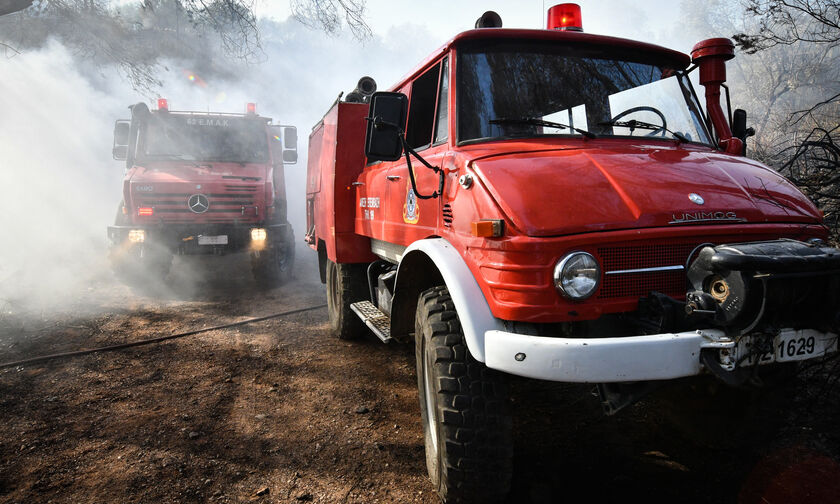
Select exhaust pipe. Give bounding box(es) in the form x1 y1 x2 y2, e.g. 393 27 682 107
475 11 502 28
345 76 378 103
690 38 743 155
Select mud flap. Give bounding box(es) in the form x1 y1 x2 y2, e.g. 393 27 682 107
597 381 664 416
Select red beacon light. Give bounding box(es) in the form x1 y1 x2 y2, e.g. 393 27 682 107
157 98 169 111
246 102 257 115
547 3 583 32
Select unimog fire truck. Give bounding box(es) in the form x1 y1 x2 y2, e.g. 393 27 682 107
306 5 840 502
109 99 298 286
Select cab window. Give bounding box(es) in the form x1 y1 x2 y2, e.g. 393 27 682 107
406 61 442 150
433 58 450 143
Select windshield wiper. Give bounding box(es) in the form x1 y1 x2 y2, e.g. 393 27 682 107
598 118 691 143
490 117 597 139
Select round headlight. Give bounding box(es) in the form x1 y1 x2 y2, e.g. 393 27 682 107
554 252 601 300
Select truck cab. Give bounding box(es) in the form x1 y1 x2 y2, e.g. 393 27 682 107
109 99 298 286
306 5 839 502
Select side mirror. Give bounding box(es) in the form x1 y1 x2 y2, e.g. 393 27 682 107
282 126 297 164
732 109 747 140
732 109 756 155
113 120 130 160
270 125 298 165
365 92 408 162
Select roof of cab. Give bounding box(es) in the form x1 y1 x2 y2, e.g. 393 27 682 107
390 28 692 91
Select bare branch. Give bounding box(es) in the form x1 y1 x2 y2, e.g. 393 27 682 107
290 0 370 39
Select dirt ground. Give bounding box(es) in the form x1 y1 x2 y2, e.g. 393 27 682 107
1 246 839 504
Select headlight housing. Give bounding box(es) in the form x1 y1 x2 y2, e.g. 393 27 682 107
250 228 267 241
554 252 601 300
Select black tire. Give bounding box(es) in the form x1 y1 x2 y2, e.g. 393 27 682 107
110 201 171 284
415 286 513 503
655 366 798 449
251 228 295 287
111 242 172 284
325 260 368 340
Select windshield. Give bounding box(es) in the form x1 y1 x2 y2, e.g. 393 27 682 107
457 41 711 145
141 114 269 163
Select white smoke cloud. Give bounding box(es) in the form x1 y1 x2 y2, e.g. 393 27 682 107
0 18 436 313
0 40 144 309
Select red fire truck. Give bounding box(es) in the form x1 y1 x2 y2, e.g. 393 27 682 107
306 5 840 502
109 99 298 286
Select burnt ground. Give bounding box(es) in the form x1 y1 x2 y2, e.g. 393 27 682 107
0 245 839 504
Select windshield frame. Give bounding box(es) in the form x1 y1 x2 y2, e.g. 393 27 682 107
454 39 715 148
138 112 271 164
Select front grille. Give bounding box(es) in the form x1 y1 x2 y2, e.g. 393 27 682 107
596 241 704 299
224 184 258 192
135 192 256 213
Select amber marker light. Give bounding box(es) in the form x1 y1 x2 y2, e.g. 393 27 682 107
471 219 505 238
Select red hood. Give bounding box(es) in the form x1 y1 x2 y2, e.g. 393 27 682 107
129 161 266 184
470 143 822 237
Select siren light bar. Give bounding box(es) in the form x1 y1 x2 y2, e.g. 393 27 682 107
547 3 583 31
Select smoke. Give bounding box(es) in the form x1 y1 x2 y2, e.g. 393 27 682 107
0 41 142 311
0 17 435 315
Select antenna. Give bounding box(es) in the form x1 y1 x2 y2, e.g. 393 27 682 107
542 0 545 28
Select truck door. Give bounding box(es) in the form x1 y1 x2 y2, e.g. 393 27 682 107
384 57 450 244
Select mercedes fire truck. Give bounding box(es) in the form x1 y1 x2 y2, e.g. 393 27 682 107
306 5 839 502
109 99 298 286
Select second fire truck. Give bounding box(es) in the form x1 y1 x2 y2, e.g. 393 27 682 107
109 99 298 286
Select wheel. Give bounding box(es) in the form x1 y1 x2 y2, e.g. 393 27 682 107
109 201 171 284
654 365 798 449
252 228 295 287
415 286 513 503
111 241 172 284
611 105 667 136
325 260 368 340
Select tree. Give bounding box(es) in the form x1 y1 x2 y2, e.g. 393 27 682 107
290 0 370 39
0 0 370 92
733 0 840 237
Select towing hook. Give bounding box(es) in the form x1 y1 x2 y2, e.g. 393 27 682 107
700 349 751 387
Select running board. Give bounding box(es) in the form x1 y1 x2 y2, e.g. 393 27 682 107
350 301 392 343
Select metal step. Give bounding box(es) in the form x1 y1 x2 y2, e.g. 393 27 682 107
350 301 392 343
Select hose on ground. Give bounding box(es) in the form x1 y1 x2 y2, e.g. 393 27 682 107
0 304 327 370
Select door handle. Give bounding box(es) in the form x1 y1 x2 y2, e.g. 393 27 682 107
386 175 401 181
351 181 364 186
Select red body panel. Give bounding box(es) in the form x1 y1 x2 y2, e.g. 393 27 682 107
306 102 378 263
466 139 821 237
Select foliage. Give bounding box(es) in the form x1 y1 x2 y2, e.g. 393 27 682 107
733 0 840 238
0 0 369 92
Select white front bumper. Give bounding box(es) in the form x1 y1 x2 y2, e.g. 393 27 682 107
484 329 735 383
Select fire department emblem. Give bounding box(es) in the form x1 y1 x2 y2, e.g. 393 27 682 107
403 185 419 224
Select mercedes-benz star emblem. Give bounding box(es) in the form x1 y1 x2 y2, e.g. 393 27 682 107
188 194 210 213
688 193 705 205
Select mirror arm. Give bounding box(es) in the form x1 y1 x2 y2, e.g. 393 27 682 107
401 137 443 200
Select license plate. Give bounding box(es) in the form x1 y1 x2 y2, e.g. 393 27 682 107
738 329 838 366
197 235 228 245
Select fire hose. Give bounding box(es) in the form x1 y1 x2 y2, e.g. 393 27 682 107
0 304 327 370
